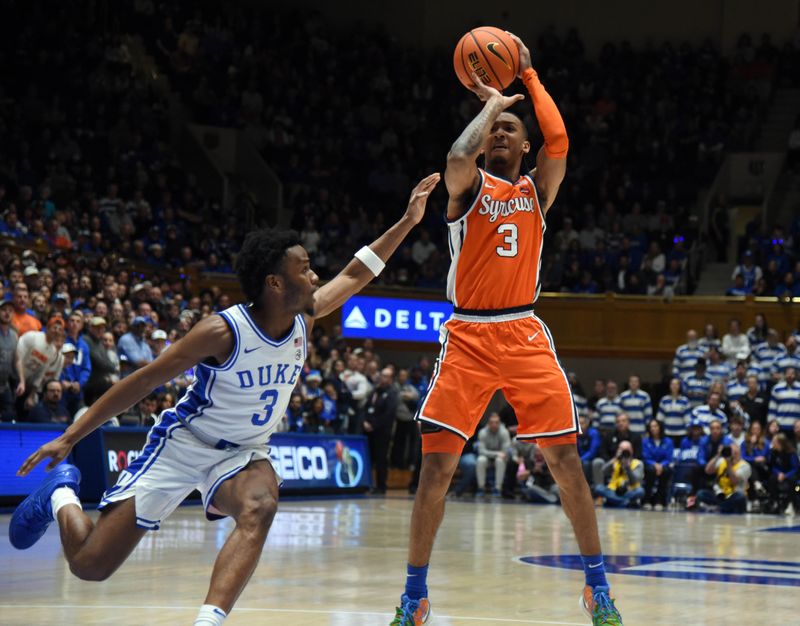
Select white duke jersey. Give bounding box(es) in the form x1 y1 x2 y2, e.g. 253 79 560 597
164 304 307 448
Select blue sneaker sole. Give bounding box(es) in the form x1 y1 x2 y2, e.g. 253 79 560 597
9 464 81 550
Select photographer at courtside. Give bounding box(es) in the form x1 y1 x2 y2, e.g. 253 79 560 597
592 440 645 508
688 442 751 513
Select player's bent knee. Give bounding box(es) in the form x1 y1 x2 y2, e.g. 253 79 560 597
69 558 116 582
236 494 278 531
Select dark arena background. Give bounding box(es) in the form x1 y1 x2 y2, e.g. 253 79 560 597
1 1 799 624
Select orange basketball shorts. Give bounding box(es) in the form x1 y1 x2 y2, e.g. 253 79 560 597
417 312 579 455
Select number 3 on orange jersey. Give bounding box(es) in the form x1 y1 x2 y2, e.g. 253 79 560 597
496 223 518 257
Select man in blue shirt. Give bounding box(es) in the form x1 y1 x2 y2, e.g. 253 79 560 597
116 316 154 376
62 311 92 417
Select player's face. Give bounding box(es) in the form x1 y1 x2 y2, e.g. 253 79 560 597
282 246 319 316
484 114 530 171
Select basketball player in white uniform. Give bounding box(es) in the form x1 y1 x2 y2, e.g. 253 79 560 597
10 173 440 626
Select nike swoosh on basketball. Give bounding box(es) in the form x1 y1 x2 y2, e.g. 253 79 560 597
244 346 261 354
486 42 512 70
528 331 540 342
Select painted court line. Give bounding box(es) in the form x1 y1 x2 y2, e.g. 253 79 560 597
0 604 584 625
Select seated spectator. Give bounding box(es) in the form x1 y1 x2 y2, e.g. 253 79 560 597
515 442 560 505
698 324 722 352
767 419 781 442
705 346 731 382
453 437 478 498
595 380 622 430
765 433 798 515
728 415 746 447
691 391 728 432
643 419 674 510
726 273 749 296
592 412 642 488
119 394 158 427
675 421 708 489
657 378 691 443
84 317 116 403
117 316 154 375
476 412 511 497
593 440 645 508
10 283 42 336
772 336 800 381
689 441 751 513
768 366 800 434
726 360 749 401
747 313 769 347
741 421 770 501
721 319 750 364
58 343 82 419
284 392 305 432
732 251 762 293
682 358 713 408
701 419 733 464
26 378 70 424
618 375 652 434
576 414 601 484
672 330 704 379
731 374 768 427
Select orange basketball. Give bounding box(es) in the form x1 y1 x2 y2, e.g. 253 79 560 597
453 26 519 92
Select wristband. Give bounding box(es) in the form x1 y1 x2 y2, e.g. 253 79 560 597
355 246 385 277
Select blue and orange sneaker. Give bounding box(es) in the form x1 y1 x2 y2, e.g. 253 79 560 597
390 594 431 626
9 463 81 550
580 585 623 625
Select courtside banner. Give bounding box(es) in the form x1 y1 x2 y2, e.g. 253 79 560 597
268 433 371 491
101 429 372 493
341 295 452 343
0 424 67 498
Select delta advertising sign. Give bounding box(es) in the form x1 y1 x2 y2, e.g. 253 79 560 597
341 296 452 343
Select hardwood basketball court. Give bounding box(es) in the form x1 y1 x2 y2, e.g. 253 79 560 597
1 497 797 625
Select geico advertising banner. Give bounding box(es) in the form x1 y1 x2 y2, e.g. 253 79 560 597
102 429 371 492
342 295 453 343
268 434 371 490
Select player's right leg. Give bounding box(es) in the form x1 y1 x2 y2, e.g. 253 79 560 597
9 462 146 581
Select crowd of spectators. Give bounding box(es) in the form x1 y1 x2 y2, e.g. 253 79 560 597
114 4 799 293
726 221 800 297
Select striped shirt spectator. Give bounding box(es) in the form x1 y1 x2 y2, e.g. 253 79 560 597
657 379 692 439
595 381 623 430
672 330 704 378
752 330 786 367
771 337 800 381
706 359 732 383
619 376 653 434
697 324 721 353
572 392 589 420
768 369 800 432
691 392 728 433
726 375 748 403
747 359 773 392
682 360 713 407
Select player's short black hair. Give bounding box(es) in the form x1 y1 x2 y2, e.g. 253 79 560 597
499 107 530 139
235 228 302 303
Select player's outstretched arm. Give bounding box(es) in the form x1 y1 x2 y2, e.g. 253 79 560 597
16 315 234 476
507 32 568 213
446 73 523 217
311 173 440 320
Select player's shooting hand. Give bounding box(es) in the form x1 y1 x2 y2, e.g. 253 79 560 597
404 173 441 225
505 32 532 77
17 435 74 476
468 71 524 109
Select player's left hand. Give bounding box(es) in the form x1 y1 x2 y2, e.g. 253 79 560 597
18 435 74 475
404 173 441 225
505 32 532 77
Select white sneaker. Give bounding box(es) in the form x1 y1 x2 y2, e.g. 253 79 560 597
785 503 795 517
654 504 664 512
642 503 653 511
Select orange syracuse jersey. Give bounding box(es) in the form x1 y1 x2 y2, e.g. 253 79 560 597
446 168 545 310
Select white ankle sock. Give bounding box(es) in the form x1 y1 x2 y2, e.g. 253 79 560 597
50 487 81 520
194 604 227 625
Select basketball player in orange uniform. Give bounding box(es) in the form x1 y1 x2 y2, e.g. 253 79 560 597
389 33 623 626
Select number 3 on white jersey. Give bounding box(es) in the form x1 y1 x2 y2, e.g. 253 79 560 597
496 223 518 257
